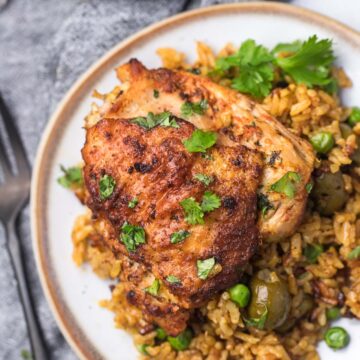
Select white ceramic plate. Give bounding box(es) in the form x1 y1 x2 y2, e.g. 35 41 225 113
31 3 360 359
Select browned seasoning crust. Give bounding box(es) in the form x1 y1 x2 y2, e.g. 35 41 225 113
82 118 262 311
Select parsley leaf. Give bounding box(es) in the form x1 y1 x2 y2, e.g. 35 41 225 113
132 112 179 130
275 35 335 87
128 197 138 209
215 39 274 98
145 279 160 296
270 171 301 198
348 246 360 260
193 173 214 186
180 99 208 118
153 89 160 98
304 244 324 263
244 306 268 330
180 192 221 225
166 275 181 284
57 165 83 188
183 129 217 153
257 193 274 217
120 222 146 252
170 230 190 244
197 257 216 280
272 40 302 56
99 174 116 200
180 197 204 225
201 191 221 212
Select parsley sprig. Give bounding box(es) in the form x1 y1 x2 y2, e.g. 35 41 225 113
120 222 146 252
183 129 217 153
132 111 179 130
57 165 83 189
197 257 216 280
180 191 221 225
275 36 335 87
181 99 208 118
145 279 160 296
215 39 274 98
270 171 301 199
214 35 336 98
99 174 116 200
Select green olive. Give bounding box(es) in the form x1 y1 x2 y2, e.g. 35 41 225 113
311 171 348 216
277 295 314 333
247 269 291 330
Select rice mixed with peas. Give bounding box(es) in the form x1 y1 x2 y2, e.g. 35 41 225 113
63 37 360 359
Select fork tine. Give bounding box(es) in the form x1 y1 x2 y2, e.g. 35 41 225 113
0 93 30 177
0 131 13 180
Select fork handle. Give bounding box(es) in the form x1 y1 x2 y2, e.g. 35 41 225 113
6 219 48 360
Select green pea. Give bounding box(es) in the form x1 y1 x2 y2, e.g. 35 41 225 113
325 327 350 350
229 284 251 308
167 328 192 351
156 327 167 340
348 107 360 127
326 307 341 321
310 132 335 154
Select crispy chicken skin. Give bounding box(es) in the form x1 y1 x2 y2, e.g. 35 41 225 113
83 118 262 309
100 59 315 241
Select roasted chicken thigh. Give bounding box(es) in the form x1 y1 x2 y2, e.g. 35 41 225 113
82 59 315 335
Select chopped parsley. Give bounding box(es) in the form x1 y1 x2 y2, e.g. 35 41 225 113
120 222 146 252
166 275 181 284
180 197 204 225
153 89 160 98
170 230 190 244
201 191 221 212
128 197 139 209
197 257 216 280
213 35 336 98
257 193 274 217
244 306 268 330
57 165 83 188
193 173 214 186
99 174 116 200
214 39 274 98
180 99 208 118
180 191 221 225
270 171 301 198
156 327 167 340
304 244 324 263
144 279 160 296
132 111 179 130
348 246 360 260
183 129 217 153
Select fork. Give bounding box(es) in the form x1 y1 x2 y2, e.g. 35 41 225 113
0 93 47 360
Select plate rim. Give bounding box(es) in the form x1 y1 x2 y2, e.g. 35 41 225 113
30 2 360 359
